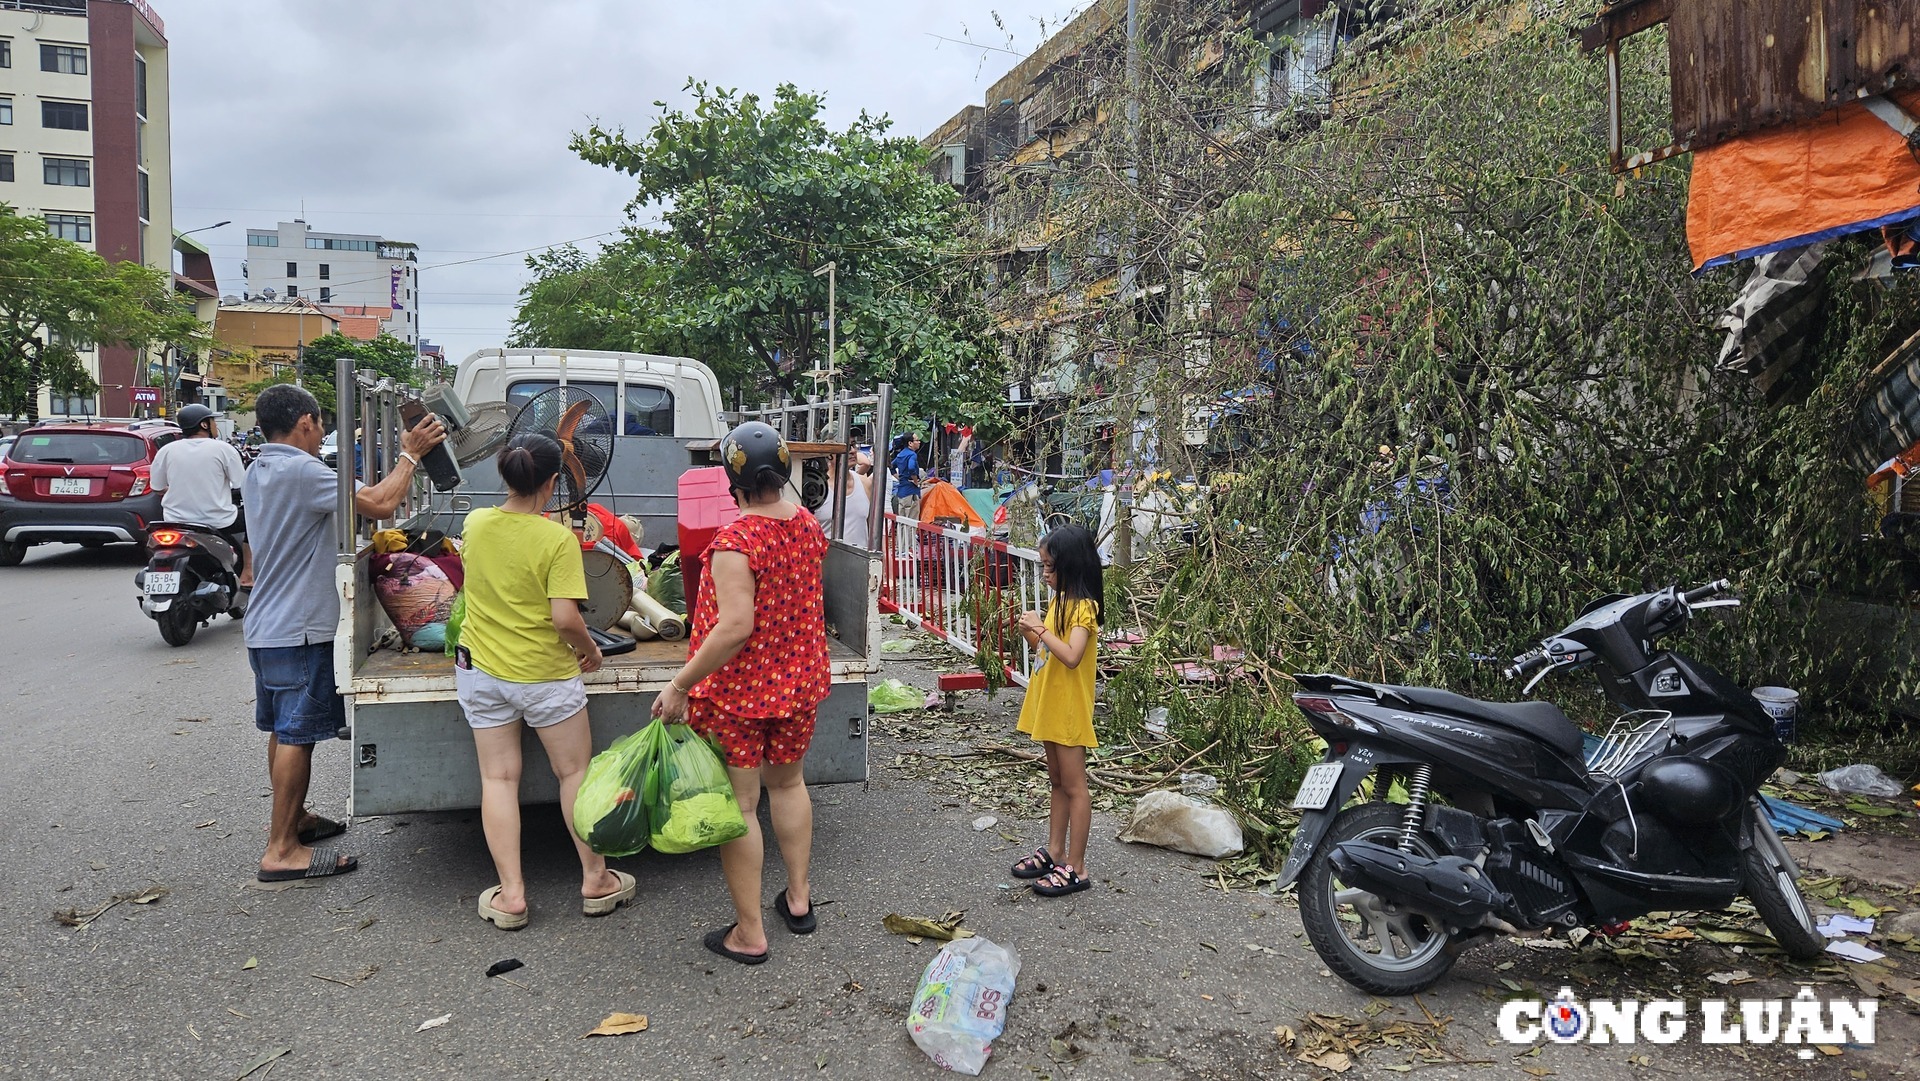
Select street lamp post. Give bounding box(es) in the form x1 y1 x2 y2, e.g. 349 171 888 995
811 260 837 436
158 221 231 417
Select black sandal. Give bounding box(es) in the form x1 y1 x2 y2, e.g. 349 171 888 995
1010 847 1055 880
1032 865 1091 897
703 924 769 965
775 889 816 935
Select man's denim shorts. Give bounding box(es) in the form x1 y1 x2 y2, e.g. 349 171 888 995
249 643 346 746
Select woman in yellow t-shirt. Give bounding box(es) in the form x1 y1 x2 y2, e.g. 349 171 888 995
458 433 633 930
1012 524 1103 898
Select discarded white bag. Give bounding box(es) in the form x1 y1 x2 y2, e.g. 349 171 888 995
908 936 1021 1076
1118 789 1245 859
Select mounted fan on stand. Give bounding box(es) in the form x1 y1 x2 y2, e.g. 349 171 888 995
415 385 514 487
501 386 636 657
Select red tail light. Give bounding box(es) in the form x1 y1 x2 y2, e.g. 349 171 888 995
1294 695 1340 716
129 465 152 497
149 528 185 547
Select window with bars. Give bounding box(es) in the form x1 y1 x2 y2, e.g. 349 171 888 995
43 157 89 187
46 213 92 243
42 100 88 130
40 44 87 74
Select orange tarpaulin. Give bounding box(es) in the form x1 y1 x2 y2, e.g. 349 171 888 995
917 480 985 529
1687 87 1920 271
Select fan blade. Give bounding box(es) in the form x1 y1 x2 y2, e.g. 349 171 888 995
555 399 592 441
561 446 587 503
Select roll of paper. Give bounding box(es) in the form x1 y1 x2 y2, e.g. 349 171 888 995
630 588 687 641
617 610 660 641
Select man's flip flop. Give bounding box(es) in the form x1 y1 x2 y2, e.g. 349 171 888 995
582 870 637 917
297 815 346 846
257 845 358 882
703 925 769 965
775 888 816 935
478 885 529 931
1010 847 1055 880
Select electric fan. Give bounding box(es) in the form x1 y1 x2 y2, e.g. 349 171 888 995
502 386 633 655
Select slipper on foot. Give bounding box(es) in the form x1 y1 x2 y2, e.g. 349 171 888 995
703 925 769 965
582 870 636 917
257 845 358 882
1032 866 1091 897
775 888 816 935
478 885 529 930
297 815 346 846
1010 847 1055 880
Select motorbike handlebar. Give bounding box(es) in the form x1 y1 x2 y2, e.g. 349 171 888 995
1503 648 1548 680
1683 579 1731 605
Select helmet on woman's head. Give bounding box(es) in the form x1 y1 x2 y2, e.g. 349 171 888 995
720 420 791 494
176 404 216 434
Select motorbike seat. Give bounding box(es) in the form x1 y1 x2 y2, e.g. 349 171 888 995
1381 685 1585 758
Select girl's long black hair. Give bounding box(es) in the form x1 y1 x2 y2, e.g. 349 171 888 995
1040 523 1103 633
498 432 563 497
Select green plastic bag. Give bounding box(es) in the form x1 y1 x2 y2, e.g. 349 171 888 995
869 678 924 714
648 551 686 614
572 723 668 857
443 591 466 657
646 723 748 854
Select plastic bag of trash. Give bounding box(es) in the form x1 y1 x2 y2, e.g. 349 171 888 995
870 678 924 713
907 935 1021 1076
647 550 685 613
572 724 665 857
646 723 748 854
1117 789 1245 859
1818 764 1906 798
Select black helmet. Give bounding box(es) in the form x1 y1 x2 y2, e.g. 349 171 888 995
176 404 216 434
720 421 791 494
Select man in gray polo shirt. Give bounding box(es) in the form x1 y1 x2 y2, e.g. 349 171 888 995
244 383 445 881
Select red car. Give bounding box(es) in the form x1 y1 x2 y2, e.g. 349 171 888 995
0 421 180 566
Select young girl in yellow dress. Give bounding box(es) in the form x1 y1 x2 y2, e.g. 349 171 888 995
1010 524 1102 897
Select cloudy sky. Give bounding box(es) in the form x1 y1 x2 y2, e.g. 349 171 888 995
164 0 1078 361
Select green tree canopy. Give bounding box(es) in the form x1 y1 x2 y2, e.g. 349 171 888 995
247 332 421 419
512 81 1005 430
0 203 208 419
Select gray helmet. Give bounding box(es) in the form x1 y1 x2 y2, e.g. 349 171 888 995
176 404 217 434
720 420 791 493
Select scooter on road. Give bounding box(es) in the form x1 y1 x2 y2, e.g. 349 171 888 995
134 522 245 646
1280 579 1823 995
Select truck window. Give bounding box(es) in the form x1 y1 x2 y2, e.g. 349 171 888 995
506 380 674 436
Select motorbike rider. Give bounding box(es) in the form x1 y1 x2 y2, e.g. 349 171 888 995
149 404 252 587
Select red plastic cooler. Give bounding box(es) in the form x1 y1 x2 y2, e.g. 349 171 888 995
677 467 739 614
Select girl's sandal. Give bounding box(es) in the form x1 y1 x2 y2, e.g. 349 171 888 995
1032 866 1091 897
1010 847 1055 880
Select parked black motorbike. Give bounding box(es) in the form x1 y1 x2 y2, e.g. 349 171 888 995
1279 579 1823 995
134 522 245 646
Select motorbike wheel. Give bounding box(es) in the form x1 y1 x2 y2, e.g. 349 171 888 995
1743 817 1826 960
158 602 198 647
1298 801 1459 995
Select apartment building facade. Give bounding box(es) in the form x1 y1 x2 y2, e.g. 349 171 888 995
242 220 420 347
0 0 174 418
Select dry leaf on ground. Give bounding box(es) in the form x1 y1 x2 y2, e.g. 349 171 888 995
584 1012 649 1038
882 912 974 941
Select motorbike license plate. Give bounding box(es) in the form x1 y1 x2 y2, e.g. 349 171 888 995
145 571 181 596
1291 762 1345 810
50 477 89 496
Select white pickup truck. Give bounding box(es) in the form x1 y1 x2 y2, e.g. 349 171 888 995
330 348 888 815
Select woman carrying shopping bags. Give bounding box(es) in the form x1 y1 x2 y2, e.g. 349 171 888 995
652 421 831 965
458 433 635 929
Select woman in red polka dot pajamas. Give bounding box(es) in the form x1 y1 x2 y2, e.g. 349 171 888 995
652 421 831 965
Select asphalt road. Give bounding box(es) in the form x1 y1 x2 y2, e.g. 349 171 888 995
0 541 1911 1080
